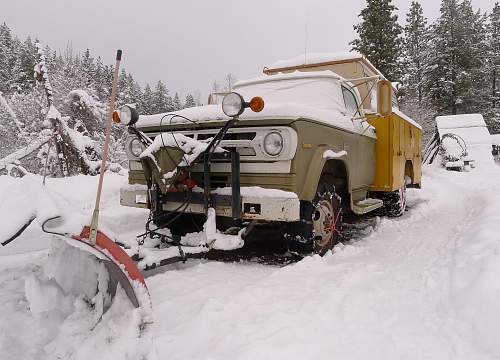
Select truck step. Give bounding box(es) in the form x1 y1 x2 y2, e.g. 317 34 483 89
352 198 383 215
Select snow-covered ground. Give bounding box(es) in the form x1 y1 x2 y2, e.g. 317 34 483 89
1 162 499 359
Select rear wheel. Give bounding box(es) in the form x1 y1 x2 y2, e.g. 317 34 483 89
381 184 407 217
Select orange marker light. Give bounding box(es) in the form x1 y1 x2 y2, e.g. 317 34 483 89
112 110 121 124
249 96 264 113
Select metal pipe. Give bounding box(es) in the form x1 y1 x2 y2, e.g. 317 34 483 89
231 151 241 219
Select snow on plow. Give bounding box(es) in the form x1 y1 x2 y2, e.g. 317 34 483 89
0 176 153 357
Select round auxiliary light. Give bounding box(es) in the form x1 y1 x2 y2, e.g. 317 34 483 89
263 131 284 156
113 105 139 126
222 92 245 117
249 96 265 113
130 138 144 157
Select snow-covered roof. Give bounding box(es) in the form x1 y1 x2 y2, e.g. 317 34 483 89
436 114 487 130
435 114 491 146
393 109 422 130
136 71 357 133
267 51 365 71
264 51 385 80
233 71 342 87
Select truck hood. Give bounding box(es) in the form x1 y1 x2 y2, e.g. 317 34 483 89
136 102 356 133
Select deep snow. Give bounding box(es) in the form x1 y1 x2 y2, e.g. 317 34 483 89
1 162 500 359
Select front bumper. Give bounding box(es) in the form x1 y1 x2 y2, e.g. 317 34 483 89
120 186 300 222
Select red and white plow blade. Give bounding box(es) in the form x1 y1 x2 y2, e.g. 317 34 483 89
70 226 149 309
0 176 154 358
23 233 154 359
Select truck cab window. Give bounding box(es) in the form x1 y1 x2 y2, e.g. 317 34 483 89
342 86 361 118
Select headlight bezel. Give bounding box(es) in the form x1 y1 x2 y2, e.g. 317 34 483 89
129 138 144 158
262 131 284 157
222 92 245 117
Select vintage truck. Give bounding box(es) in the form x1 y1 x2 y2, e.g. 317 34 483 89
119 53 422 256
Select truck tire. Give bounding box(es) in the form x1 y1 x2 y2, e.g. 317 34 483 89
286 184 343 256
312 189 343 255
382 184 407 217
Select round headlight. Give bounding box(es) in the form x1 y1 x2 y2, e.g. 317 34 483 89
130 138 144 157
222 92 245 117
263 132 284 156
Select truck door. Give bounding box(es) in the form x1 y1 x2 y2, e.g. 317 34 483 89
341 86 375 193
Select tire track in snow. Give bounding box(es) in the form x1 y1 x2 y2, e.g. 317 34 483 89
148 168 499 360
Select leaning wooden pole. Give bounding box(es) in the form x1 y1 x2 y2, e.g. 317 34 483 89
88 49 122 244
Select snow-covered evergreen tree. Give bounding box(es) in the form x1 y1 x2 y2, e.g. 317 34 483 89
488 3 500 132
173 92 182 111
424 0 489 115
0 23 20 93
351 0 403 81
184 94 196 108
0 22 206 173
141 84 154 114
151 80 170 114
402 1 428 104
399 1 436 141
81 48 94 88
117 69 130 106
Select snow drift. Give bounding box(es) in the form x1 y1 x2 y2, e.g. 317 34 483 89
0 174 154 360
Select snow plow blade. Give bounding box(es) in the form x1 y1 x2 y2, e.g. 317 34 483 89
1 214 151 318
69 226 148 309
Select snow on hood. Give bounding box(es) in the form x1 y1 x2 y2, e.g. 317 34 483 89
136 71 356 133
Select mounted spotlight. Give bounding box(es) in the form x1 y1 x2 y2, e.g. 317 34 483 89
112 104 139 126
222 92 265 118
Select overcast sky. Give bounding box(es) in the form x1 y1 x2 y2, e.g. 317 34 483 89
2 0 495 102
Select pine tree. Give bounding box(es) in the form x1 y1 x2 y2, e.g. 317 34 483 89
151 80 169 113
81 48 94 88
402 1 428 104
350 0 403 81
126 74 142 110
93 56 107 100
18 37 38 90
184 93 196 108
425 0 489 115
0 23 18 93
489 3 500 132
141 84 154 114
399 1 437 141
0 23 188 173
173 92 182 111
117 69 129 106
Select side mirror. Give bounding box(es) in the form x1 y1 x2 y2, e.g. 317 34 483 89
377 80 393 117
